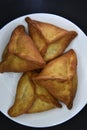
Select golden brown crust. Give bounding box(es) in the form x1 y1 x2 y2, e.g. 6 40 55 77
33 49 77 81
0 44 45 73
33 73 77 109
27 98 56 113
25 17 77 62
25 17 48 56
32 49 78 109
25 17 68 44
8 25 45 66
8 72 35 117
27 72 62 113
44 31 77 62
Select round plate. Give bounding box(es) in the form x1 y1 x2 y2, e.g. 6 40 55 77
0 13 87 128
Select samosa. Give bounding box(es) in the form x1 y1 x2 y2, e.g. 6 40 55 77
8 72 61 117
44 31 77 62
8 72 35 117
27 73 62 113
33 49 77 81
33 49 78 109
0 44 44 72
25 17 77 61
33 73 77 109
8 25 45 66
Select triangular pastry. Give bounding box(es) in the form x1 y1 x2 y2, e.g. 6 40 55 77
0 44 45 72
8 72 35 117
27 81 62 113
44 31 77 62
8 25 45 66
33 49 78 109
25 17 77 61
33 49 77 81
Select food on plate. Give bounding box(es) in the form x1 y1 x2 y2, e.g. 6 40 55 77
33 49 77 81
33 73 77 109
27 72 62 113
0 16 78 117
8 25 45 66
25 17 68 56
8 72 61 117
33 49 78 109
44 31 77 62
25 17 77 62
0 44 44 72
8 72 35 117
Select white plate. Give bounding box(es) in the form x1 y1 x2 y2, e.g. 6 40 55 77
0 13 87 128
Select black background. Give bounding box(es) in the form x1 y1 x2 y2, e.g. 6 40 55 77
0 0 87 129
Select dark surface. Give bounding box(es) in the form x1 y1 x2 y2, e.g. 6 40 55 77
0 0 87 129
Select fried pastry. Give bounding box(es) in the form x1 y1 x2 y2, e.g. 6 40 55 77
33 49 77 81
25 17 77 61
8 72 35 117
8 25 45 66
2 44 8 60
25 17 68 56
33 73 77 109
33 49 77 109
44 31 77 62
27 72 61 113
27 98 57 113
0 44 44 72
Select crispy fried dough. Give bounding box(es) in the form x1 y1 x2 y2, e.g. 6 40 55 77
33 49 77 109
0 44 45 72
27 73 61 113
8 72 35 117
33 49 77 81
27 98 57 113
2 44 8 60
33 73 77 109
44 31 77 62
25 17 68 56
25 17 77 61
25 17 47 56
8 25 45 66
